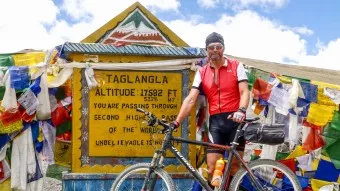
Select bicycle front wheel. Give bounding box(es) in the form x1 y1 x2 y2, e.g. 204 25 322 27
110 163 176 191
229 159 302 191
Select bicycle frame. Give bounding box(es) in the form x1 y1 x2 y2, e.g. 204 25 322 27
146 122 266 191
134 108 264 191
167 137 223 191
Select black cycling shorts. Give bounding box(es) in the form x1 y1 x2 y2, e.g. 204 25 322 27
207 112 245 154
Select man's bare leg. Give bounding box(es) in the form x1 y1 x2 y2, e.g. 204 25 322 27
207 152 224 181
230 151 244 176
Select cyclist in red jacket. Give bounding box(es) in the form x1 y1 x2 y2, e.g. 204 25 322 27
171 32 250 184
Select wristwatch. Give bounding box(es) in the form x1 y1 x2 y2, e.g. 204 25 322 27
238 107 247 114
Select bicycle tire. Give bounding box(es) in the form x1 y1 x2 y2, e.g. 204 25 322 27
110 163 176 191
229 159 302 191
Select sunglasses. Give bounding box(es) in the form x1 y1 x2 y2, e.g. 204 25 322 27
207 43 224 51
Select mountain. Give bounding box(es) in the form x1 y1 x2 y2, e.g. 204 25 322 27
101 8 172 46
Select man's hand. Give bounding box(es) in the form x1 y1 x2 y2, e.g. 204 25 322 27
169 121 179 130
228 109 246 123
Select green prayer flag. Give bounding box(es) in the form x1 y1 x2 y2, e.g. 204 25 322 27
247 71 255 90
56 120 72 136
276 152 290 160
329 111 340 131
322 124 340 140
250 154 260 161
249 68 271 82
322 121 340 169
0 86 5 100
324 139 340 169
0 55 14 67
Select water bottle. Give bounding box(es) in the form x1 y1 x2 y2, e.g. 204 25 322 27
211 158 225 187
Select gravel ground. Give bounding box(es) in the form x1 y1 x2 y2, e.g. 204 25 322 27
41 160 63 191
42 177 62 191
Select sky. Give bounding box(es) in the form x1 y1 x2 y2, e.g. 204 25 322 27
0 0 339 71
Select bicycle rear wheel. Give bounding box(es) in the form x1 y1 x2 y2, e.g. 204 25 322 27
229 159 302 191
110 163 175 191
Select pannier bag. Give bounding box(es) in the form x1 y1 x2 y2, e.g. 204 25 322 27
244 123 285 145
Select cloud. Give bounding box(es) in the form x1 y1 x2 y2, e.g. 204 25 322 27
61 0 180 22
232 0 289 9
0 0 60 53
298 38 340 70
0 0 180 53
292 27 314 36
197 0 220 8
48 20 93 43
197 0 289 10
0 1 338 71
165 11 340 71
61 0 92 21
165 10 306 63
0 0 59 25
140 0 181 11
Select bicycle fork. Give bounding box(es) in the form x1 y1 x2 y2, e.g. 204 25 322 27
141 150 165 191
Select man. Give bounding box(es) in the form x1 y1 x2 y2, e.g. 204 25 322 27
171 32 250 184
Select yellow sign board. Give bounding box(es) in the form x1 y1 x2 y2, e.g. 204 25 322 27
88 71 182 157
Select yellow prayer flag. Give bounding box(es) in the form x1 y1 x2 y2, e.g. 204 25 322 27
286 145 307 159
312 159 320 171
277 76 292 84
307 103 335 126
12 52 46 75
0 178 11 191
12 52 45 66
55 140 72 167
312 81 340 90
311 178 335 190
37 127 44 142
321 155 332 162
312 81 340 107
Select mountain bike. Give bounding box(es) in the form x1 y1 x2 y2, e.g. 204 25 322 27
110 108 302 191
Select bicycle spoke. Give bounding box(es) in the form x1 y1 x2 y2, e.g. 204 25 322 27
239 167 295 191
230 160 301 191
111 164 175 191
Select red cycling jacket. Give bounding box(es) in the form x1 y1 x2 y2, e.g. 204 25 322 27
199 58 240 115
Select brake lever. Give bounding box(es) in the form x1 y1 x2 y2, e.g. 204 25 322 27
158 128 166 134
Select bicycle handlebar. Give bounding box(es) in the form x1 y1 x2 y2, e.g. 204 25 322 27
136 108 145 113
244 117 260 122
136 108 171 133
136 108 260 134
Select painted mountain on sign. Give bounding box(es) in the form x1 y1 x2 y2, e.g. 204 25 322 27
100 8 173 46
